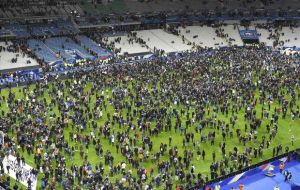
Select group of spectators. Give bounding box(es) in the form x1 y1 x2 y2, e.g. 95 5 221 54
0 45 299 190
256 22 299 48
0 43 32 65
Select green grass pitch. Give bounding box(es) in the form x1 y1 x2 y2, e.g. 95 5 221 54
0 63 300 190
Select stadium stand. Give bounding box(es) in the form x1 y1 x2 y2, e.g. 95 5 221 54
4 24 30 38
134 29 191 53
278 27 300 48
44 37 76 63
0 41 39 72
106 34 151 56
76 35 111 58
27 39 62 64
179 26 227 48
1 20 79 38
0 0 83 18
256 27 275 47
44 37 94 63
221 25 244 46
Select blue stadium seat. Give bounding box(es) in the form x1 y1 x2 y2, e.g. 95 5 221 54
77 35 111 58
27 39 61 63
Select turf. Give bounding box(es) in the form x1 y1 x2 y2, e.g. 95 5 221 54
0 174 27 190
0 66 300 190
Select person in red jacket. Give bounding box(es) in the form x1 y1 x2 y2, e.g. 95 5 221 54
239 183 244 190
279 162 284 173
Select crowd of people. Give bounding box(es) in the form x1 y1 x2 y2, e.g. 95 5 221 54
0 46 299 190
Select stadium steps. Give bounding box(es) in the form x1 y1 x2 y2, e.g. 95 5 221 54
27 39 61 63
0 9 7 18
43 42 61 59
149 30 178 52
74 4 84 16
4 9 13 18
222 25 244 46
76 35 110 58
179 32 193 47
